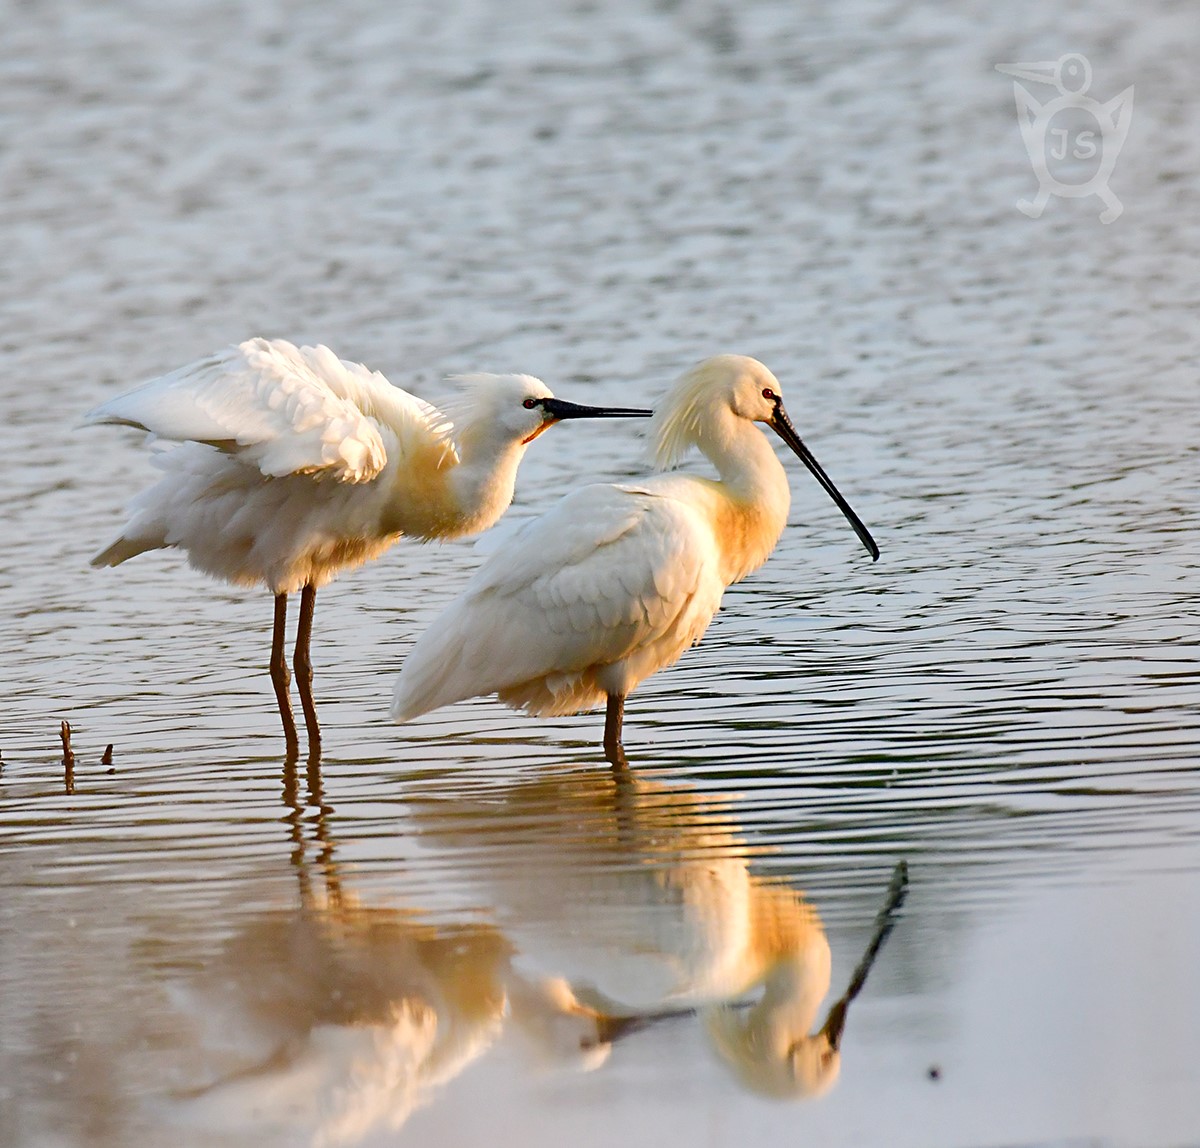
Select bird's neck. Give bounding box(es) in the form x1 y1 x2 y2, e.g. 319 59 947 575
697 415 792 583
742 959 829 1057
445 433 527 539
379 428 525 542
742 888 831 1050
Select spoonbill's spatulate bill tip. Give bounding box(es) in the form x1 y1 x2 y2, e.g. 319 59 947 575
87 337 651 757
393 353 878 762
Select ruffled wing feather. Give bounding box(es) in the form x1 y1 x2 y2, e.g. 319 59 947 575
85 337 453 484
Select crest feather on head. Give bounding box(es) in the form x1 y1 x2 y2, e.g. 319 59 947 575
648 354 767 471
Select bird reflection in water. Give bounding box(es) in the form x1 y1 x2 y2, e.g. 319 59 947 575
175 761 904 1144
705 863 907 1098
175 760 618 1145
415 767 907 1098
409 766 907 1099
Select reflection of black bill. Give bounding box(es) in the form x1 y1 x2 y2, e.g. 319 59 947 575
818 859 908 1051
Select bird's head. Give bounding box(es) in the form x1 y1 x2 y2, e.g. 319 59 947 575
724 354 790 424
704 998 843 1100
698 880 842 1100
649 354 797 469
650 355 879 561
445 373 651 450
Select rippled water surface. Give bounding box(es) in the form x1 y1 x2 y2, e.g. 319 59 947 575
3 1 1200 1145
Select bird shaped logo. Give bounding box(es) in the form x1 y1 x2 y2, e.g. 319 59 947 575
996 53 1134 223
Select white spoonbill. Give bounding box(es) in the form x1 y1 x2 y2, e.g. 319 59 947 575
392 354 878 763
86 337 651 758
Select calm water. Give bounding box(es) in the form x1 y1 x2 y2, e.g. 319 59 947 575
3 1 1200 1145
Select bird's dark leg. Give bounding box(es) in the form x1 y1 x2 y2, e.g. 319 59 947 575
294 583 322 761
271 592 300 761
604 693 628 772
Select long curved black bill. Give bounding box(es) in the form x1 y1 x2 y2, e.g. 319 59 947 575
769 402 880 561
541 397 653 419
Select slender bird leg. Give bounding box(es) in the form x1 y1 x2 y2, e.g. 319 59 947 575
305 756 342 910
604 693 628 772
294 583 322 762
609 745 639 851
280 756 313 904
271 592 300 761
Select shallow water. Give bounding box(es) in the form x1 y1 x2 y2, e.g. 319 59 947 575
3 0 1200 1145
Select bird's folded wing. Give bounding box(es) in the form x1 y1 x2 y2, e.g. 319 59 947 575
394 483 717 716
84 337 451 484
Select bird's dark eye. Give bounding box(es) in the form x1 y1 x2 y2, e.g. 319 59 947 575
522 397 540 409
762 388 777 402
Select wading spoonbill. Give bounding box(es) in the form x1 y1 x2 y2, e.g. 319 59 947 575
86 337 651 758
391 354 878 763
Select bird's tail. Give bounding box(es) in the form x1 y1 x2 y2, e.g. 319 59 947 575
91 534 160 568
393 635 605 722
391 628 470 722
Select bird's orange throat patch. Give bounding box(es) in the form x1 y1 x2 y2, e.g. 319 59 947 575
521 419 558 444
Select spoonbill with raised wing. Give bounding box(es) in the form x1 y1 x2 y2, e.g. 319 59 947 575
86 337 651 757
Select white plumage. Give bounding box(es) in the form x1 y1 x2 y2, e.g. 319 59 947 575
86 337 650 757
90 339 404 487
392 354 879 762
393 483 722 720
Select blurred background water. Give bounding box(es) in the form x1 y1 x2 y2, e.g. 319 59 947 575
2 0 1200 1145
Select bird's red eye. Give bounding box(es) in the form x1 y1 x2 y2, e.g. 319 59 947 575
762 388 777 401
523 397 540 409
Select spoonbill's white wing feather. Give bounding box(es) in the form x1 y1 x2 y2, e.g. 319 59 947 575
393 481 724 719
85 337 454 484
470 514 531 558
